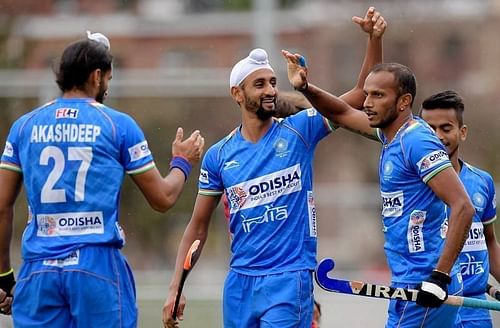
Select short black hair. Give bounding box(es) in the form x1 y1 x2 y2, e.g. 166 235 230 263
420 90 465 126
371 63 417 106
55 39 113 92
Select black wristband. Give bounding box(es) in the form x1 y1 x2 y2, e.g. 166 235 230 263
0 269 15 296
429 270 451 288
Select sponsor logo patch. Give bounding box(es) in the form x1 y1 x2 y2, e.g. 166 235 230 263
462 222 487 252
227 164 302 213
37 211 104 237
43 250 80 267
407 210 426 253
199 169 209 184
128 141 151 162
55 108 79 119
417 150 448 172
2 141 13 157
381 190 404 217
306 108 317 116
307 191 317 237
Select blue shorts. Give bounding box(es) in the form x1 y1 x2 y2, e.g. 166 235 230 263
455 319 492 328
455 294 492 328
12 245 137 328
385 273 463 328
223 269 314 328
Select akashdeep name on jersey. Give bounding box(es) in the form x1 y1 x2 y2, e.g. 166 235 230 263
30 124 101 143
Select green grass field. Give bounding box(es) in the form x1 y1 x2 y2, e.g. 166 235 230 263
138 299 222 327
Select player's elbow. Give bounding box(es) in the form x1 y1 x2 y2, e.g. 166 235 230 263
459 198 475 225
149 197 176 213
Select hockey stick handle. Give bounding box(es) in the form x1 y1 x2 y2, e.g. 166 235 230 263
315 258 500 311
487 283 500 301
171 239 201 321
172 270 188 321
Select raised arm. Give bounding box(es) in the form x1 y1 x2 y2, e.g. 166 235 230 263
282 51 375 140
132 128 204 212
162 194 220 327
340 6 386 109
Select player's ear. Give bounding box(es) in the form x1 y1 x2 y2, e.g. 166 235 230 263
89 69 102 88
397 93 412 111
231 86 244 104
460 124 468 142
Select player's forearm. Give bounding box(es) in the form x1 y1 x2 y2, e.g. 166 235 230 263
168 223 208 291
0 208 13 272
344 35 383 110
486 233 500 282
301 84 352 122
435 203 474 274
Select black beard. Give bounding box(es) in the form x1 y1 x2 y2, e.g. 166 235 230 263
255 105 276 120
373 105 398 129
95 86 107 104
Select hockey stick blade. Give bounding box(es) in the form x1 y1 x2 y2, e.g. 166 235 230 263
172 240 201 320
315 258 500 311
487 283 500 301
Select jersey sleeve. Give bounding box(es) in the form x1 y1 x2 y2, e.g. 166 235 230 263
0 116 25 173
284 108 334 146
482 172 497 225
115 113 155 175
198 145 223 196
403 126 452 183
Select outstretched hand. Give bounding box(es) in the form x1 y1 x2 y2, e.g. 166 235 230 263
171 127 205 166
281 50 308 91
352 6 387 38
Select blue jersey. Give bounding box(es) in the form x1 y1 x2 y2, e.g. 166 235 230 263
377 117 457 284
0 98 155 260
199 109 333 275
455 161 496 323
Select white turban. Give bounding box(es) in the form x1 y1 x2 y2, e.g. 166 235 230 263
87 30 111 50
229 48 274 88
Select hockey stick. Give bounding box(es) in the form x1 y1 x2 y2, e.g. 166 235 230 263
315 258 500 311
487 284 500 301
172 239 201 320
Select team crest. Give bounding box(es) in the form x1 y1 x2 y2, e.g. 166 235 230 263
273 138 289 158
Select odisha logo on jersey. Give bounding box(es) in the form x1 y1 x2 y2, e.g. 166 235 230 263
38 216 57 235
58 216 102 227
420 150 447 170
248 171 300 196
228 186 247 210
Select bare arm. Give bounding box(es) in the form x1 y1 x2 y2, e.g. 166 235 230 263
0 168 22 273
131 128 204 212
341 7 386 110
162 194 220 323
426 167 475 274
282 48 375 140
484 222 500 282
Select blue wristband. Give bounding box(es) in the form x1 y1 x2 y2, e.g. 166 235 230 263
170 156 192 181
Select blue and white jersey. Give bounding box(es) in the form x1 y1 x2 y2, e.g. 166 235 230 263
199 109 333 275
377 116 457 284
0 98 155 260
455 161 496 322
